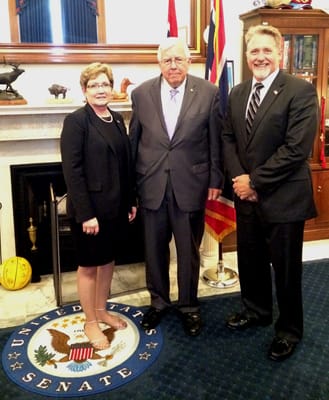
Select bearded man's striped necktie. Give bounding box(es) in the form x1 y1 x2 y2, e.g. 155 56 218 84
246 82 264 136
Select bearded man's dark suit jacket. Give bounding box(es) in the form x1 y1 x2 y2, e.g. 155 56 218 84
222 70 319 342
129 74 223 312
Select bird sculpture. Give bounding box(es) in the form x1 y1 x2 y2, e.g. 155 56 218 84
111 77 134 101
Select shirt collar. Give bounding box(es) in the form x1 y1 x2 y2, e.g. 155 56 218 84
252 69 279 92
161 77 187 93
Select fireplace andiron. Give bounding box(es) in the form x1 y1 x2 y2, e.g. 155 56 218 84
27 217 37 251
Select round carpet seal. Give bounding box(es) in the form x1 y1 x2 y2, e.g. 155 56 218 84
2 302 163 397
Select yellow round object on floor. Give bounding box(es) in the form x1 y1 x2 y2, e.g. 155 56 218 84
0 256 32 290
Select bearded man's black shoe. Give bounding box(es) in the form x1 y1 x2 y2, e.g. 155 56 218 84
268 337 297 361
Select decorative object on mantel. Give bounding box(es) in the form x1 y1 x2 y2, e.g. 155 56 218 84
0 59 27 105
253 0 312 9
48 83 68 99
47 83 73 104
111 77 134 102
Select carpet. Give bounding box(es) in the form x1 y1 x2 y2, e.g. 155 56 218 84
1 258 329 400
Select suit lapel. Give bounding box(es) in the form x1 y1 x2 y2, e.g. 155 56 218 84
85 104 123 154
174 76 196 132
235 81 252 146
149 77 169 137
241 82 252 128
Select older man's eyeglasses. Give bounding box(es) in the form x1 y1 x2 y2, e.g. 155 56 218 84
161 57 187 67
87 82 112 90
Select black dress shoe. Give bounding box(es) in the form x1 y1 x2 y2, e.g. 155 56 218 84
268 337 296 361
141 307 166 330
181 312 202 336
226 312 272 331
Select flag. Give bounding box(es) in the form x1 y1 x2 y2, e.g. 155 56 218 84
167 0 178 37
205 197 236 242
205 0 229 115
205 0 236 242
320 96 327 169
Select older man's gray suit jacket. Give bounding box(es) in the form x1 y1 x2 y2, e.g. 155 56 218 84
129 74 224 212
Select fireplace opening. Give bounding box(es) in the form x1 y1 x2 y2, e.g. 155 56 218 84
11 162 74 281
11 162 144 282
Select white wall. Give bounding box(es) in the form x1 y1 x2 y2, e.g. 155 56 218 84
0 0 10 42
2 0 328 102
0 1 253 105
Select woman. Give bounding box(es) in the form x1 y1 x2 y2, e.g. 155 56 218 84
60 63 137 350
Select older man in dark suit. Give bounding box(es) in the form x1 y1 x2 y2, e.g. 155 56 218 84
222 24 319 361
129 37 224 336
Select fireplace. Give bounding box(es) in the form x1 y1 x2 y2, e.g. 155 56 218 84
10 162 144 282
11 162 72 281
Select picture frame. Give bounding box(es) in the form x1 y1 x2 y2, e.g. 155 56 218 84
227 60 234 92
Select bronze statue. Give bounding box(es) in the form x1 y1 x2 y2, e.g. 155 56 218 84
0 60 26 103
48 83 68 99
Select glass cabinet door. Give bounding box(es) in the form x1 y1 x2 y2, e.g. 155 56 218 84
281 33 325 163
281 34 318 86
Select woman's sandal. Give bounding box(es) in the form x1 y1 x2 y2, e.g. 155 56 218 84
84 320 110 350
95 308 128 330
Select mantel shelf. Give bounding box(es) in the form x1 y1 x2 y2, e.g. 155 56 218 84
0 101 132 142
0 101 132 116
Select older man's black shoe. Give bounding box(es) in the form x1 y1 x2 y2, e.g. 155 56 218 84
141 307 166 330
181 312 202 336
268 337 296 361
226 312 271 331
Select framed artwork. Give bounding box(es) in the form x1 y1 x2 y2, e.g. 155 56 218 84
227 60 234 92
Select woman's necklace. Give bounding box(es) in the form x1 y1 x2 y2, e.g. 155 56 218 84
97 111 113 123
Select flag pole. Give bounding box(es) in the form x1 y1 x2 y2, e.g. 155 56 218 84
202 0 238 288
202 241 238 288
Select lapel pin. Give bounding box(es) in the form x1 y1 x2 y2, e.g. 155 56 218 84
273 90 278 95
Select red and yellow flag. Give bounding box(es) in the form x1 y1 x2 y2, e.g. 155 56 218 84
205 0 236 242
205 198 236 243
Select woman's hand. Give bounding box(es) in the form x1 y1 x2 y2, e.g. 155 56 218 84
82 217 99 235
128 206 137 222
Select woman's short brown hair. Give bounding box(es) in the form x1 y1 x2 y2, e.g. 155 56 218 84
80 62 114 89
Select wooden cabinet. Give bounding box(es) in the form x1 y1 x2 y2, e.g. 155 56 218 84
306 169 329 240
240 8 329 241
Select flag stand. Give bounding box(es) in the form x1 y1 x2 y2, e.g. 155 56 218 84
202 242 238 288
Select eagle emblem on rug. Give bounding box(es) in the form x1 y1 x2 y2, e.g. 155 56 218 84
33 326 121 372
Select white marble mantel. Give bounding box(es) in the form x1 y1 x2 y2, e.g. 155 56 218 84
0 101 132 141
0 102 131 262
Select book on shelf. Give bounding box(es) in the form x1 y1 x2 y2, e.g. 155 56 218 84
294 35 317 71
280 37 290 70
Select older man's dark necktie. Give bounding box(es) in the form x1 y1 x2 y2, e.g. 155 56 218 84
246 82 264 136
